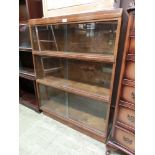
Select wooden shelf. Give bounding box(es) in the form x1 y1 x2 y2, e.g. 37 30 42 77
37 76 110 103
19 68 35 80
39 40 55 43
19 21 28 25
19 47 32 52
33 51 115 63
19 90 38 111
29 9 122 25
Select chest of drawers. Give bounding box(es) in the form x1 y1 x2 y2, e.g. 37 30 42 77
106 7 135 155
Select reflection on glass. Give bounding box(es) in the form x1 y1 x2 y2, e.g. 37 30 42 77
39 84 109 133
35 56 112 89
19 24 31 48
66 22 117 54
31 21 117 54
39 84 67 117
68 94 108 132
31 25 65 51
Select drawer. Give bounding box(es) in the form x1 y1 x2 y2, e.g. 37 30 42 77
117 106 135 128
124 61 135 81
128 37 135 54
114 126 135 152
121 85 135 104
131 15 135 30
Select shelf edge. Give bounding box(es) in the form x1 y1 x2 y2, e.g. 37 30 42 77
33 51 115 63
37 77 111 103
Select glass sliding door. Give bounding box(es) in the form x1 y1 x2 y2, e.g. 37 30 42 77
38 83 110 133
39 85 67 117
66 21 117 54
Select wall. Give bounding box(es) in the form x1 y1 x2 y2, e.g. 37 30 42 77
120 0 135 12
42 0 120 17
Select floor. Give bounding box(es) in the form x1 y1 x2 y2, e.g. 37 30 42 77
19 104 122 155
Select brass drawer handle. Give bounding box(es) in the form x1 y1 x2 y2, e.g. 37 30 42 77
131 91 135 99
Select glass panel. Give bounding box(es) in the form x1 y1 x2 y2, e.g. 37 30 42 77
19 24 31 49
39 84 67 117
31 26 38 51
35 56 112 89
68 93 109 132
31 25 66 51
66 21 117 54
30 21 117 54
38 84 109 133
67 59 112 88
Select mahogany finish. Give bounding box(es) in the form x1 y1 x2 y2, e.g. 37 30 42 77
30 9 122 142
19 0 43 111
19 77 39 112
33 51 116 63
37 76 110 103
121 85 135 104
129 37 135 54
114 126 135 152
106 7 135 154
25 0 43 19
124 61 135 80
117 106 135 129
29 9 122 25
43 111 106 142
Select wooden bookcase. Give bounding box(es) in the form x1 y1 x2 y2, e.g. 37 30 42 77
19 0 43 111
29 9 122 142
106 7 135 154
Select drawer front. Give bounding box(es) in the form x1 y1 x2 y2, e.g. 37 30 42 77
114 127 135 152
129 37 135 54
124 61 135 81
121 86 135 104
117 106 135 128
131 15 135 30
